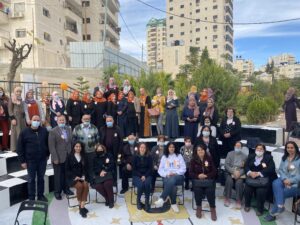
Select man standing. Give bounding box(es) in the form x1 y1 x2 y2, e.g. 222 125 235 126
73 114 99 182
49 115 74 200
17 115 49 201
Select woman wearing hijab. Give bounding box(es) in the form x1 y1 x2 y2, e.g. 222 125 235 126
201 98 219 126
283 87 300 132
50 91 65 128
92 90 107 131
182 96 200 143
80 92 94 116
0 87 10 151
122 79 135 97
165 89 179 138
126 91 140 136
105 77 119 99
8 86 26 152
139 88 151 138
66 90 82 129
24 89 45 126
93 80 106 97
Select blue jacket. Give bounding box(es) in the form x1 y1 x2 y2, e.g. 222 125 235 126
279 155 300 187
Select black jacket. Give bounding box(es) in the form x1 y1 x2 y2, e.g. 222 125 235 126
99 125 123 159
17 126 49 163
66 99 82 123
219 116 242 141
65 153 86 187
121 143 138 165
132 154 153 178
93 152 115 176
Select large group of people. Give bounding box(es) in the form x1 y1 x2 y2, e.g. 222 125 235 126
0 79 299 222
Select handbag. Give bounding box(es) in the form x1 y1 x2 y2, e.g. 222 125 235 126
192 179 215 188
93 172 113 184
147 107 160 117
245 177 269 188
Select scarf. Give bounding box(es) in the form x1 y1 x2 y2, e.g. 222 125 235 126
285 87 296 101
11 87 22 105
204 98 215 119
52 91 63 110
25 90 36 104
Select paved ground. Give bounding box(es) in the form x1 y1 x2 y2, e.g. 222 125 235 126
264 109 300 129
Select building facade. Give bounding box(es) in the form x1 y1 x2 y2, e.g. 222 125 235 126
233 57 254 78
164 0 233 76
146 18 166 70
269 53 296 67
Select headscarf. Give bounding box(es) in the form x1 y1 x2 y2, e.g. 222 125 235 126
52 91 63 109
108 77 117 89
207 88 214 99
127 91 135 103
123 80 131 95
190 85 197 94
167 89 177 102
188 96 200 118
93 90 106 103
41 92 50 105
82 92 92 104
285 87 296 101
25 89 36 104
98 80 106 93
11 86 22 105
199 88 208 102
70 90 80 101
204 98 215 119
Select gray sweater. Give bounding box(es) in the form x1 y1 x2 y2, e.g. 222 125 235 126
225 151 247 176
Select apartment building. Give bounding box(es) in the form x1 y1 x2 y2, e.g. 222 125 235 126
269 53 296 67
146 18 167 70
268 53 299 79
164 0 233 76
82 0 120 49
233 56 254 78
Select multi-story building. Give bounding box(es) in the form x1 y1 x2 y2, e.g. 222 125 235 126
268 54 299 79
146 18 167 70
0 0 120 69
82 0 120 49
164 0 233 76
233 57 254 78
269 53 296 67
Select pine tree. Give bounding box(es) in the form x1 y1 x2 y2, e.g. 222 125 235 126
73 76 90 94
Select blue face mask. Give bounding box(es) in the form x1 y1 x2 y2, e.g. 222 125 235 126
83 121 90 127
58 123 65 128
31 121 40 128
106 121 113 127
128 140 135 145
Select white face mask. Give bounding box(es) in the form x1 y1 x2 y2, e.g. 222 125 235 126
255 151 264 157
157 141 164 146
234 147 242 153
202 131 210 137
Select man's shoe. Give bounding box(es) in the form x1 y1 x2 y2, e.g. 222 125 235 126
37 195 48 202
54 193 62 200
264 214 276 222
224 198 230 207
109 202 114 208
256 211 263 217
64 189 74 196
137 200 143 210
120 189 128 194
154 198 164 208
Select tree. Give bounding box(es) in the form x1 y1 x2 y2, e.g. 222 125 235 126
266 60 275 84
103 65 118 80
73 76 90 93
200 47 213 65
4 39 32 81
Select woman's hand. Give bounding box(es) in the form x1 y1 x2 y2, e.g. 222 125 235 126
11 119 17 126
100 171 107 177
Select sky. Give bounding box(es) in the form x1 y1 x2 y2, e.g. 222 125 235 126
118 0 300 69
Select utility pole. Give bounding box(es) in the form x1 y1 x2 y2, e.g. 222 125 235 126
31 8 36 82
103 0 108 46
141 44 144 62
83 2 87 40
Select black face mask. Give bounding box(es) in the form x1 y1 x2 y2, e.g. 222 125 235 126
97 151 105 156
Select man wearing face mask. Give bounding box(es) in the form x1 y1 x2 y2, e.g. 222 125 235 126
119 134 138 194
73 114 100 182
224 141 248 209
49 115 74 200
17 115 49 202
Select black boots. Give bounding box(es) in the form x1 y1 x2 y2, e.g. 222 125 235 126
79 206 87 218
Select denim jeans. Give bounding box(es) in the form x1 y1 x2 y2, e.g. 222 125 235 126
161 175 184 204
27 159 47 199
133 176 152 201
272 178 300 206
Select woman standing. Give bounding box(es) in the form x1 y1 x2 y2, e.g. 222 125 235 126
50 91 65 128
80 92 94 116
165 89 179 138
126 91 139 136
65 142 89 218
92 90 107 131
139 88 151 138
8 87 26 152
182 96 200 143
93 144 115 208
117 91 128 137
152 87 166 136
24 89 45 126
132 143 153 210
264 141 300 221
244 144 277 216
0 87 9 151
66 90 82 129
122 79 135 97
41 92 51 130
283 87 300 132
201 98 219 126
107 93 118 122
154 142 186 213
190 144 217 220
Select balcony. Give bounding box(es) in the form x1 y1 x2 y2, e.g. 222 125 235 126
64 1 82 18
0 11 8 24
225 6 233 18
225 25 233 36
226 0 233 10
107 0 120 14
225 34 233 45
100 9 118 28
64 22 81 42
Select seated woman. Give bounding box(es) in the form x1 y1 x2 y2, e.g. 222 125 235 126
264 141 300 221
92 144 115 208
154 142 186 213
132 143 153 210
244 144 277 216
224 141 248 209
65 142 89 218
189 144 217 221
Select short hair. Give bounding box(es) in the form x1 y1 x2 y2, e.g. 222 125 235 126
95 143 107 153
255 143 266 151
184 136 192 142
157 135 166 141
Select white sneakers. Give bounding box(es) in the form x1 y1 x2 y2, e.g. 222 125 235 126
154 198 164 208
171 204 179 213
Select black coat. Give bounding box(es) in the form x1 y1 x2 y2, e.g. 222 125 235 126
92 101 107 130
65 153 86 187
132 154 153 177
99 125 123 159
93 152 115 177
121 143 138 165
17 126 49 163
194 136 220 168
283 95 300 132
66 99 82 126
80 101 94 116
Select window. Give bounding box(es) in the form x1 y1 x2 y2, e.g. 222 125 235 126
169 16 173 20
60 40 63 45
169 7 173 11
196 9 200 13
205 7 207 10
196 38 200 41
14 2 25 15
180 23 184 26
213 45 218 49
82 1 90 7
43 8 50 17
170 34 173 37
196 19 200 23
205 17 207 20
196 28 200 32
213 5 218 9
44 32 51 41
180 5 184 8
83 34 91 40
16 29 26 38
170 25 173 29
83 18 90 23
213 15 218 21
205 36 207 39
180 32 184 36
180 14 184 17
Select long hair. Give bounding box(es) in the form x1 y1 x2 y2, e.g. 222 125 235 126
164 142 180 157
199 125 212 138
193 144 208 160
282 141 300 161
137 142 149 156
71 141 85 164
